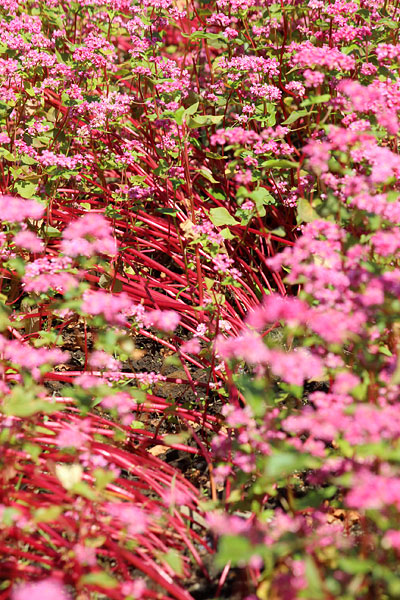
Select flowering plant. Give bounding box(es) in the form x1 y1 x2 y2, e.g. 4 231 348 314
0 0 400 598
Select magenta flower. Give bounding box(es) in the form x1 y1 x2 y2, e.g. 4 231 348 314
142 309 181 332
0 195 44 222
13 230 44 252
61 213 116 257
12 579 71 600
81 290 132 325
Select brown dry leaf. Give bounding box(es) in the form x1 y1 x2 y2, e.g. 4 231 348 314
148 445 168 457
327 509 360 524
132 348 146 360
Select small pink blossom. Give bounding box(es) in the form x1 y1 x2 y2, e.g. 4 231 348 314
73 543 97 566
56 419 91 449
181 338 201 354
105 502 148 536
142 309 180 332
12 579 71 600
89 350 121 371
61 213 116 257
0 195 44 222
13 229 44 252
121 580 146 599
81 290 132 325
383 530 400 550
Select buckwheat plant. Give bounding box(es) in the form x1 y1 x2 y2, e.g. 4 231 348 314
1 0 400 598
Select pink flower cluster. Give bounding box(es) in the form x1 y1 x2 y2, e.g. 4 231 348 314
61 213 116 258
0 335 68 379
0 195 44 222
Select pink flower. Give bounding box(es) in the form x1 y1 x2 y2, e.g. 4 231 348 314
121 580 146 599
13 229 44 252
0 195 44 222
81 290 132 325
12 579 71 600
215 332 270 364
161 486 192 507
303 69 324 88
267 348 324 386
206 512 251 536
56 419 91 449
61 213 116 257
213 464 232 485
89 350 121 371
371 230 400 257
246 294 309 329
22 256 77 294
101 392 133 425
142 309 180 332
73 543 97 566
181 338 201 354
56 428 87 449
291 42 355 71
0 335 68 379
74 373 108 389
332 372 360 394
310 309 366 344
105 502 148 536
360 62 377 76
383 530 400 550
346 471 400 511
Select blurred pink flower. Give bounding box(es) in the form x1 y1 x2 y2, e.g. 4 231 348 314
12 579 71 600
0 195 44 222
13 230 44 252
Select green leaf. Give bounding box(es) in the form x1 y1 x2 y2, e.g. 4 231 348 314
170 106 185 125
305 555 325 599
282 109 309 125
339 557 374 575
0 148 16 162
378 17 398 29
295 486 337 510
209 207 239 227
130 420 145 429
34 506 63 523
155 207 178 216
80 572 118 588
234 374 268 418
1 507 20 526
85 536 106 548
162 550 184 575
216 535 257 568
3 387 59 417
220 227 235 240
198 167 219 183
266 102 276 127
205 151 227 160
270 227 286 237
72 481 98 500
184 101 199 117
188 114 224 128
22 442 41 463
301 94 331 107
14 180 38 199
265 451 319 479
94 468 116 490
45 225 61 238
297 198 318 223
250 187 275 206
262 159 299 169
